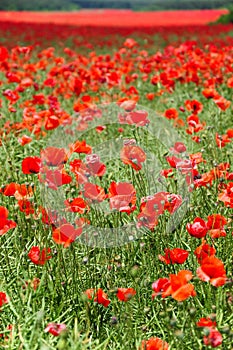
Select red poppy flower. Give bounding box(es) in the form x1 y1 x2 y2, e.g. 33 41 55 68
84 288 95 300
116 288 136 302
108 181 136 214
64 197 88 214
22 156 41 174
160 168 174 178
18 135 32 146
118 110 149 126
202 88 219 99
14 184 34 200
206 214 227 239
203 328 223 348
162 270 196 301
186 217 208 238
137 192 168 230
69 140 92 154
0 206 17 236
44 115 60 131
193 171 213 188
189 152 206 166
215 133 231 148
94 288 111 307
197 317 217 328
0 46 8 61
218 182 233 208
39 168 72 190
85 154 106 177
120 99 136 111
159 248 189 265
0 292 8 308
186 114 205 134
140 337 169 350
44 323 67 336
96 125 106 133
18 199 34 215
3 89 19 103
164 108 178 120
83 183 106 202
170 142 186 154
214 96 231 111
120 144 146 171
196 256 227 287
165 154 181 168
164 194 182 214
0 183 18 196
52 223 82 247
124 38 138 48
41 147 68 167
227 129 233 138
70 159 88 184
28 246 52 265
185 99 203 114
152 278 171 299
194 240 216 264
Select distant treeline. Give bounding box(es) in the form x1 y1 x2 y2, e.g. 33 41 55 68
0 0 232 11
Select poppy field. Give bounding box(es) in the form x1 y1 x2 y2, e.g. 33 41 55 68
0 13 233 350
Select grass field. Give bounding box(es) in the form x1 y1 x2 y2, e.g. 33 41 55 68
0 11 233 350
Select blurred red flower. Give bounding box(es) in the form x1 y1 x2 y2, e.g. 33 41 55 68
0 292 8 308
139 337 169 350
116 288 136 302
41 147 68 166
44 323 67 336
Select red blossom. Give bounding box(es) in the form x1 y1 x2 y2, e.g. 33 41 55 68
162 270 196 301
28 246 52 265
44 323 67 336
22 156 41 174
108 181 136 214
0 206 17 236
52 223 82 247
41 147 68 167
0 292 8 308
140 337 169 350
196 256 227 287
186 217 208 238
159 248 189 265
116 288 136 302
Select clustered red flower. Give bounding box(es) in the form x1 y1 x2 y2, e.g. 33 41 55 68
0 23 232 348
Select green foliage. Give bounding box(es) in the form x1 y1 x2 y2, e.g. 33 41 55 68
215 5 233 23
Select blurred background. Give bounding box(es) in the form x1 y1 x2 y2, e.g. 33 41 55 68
0 0 232 11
